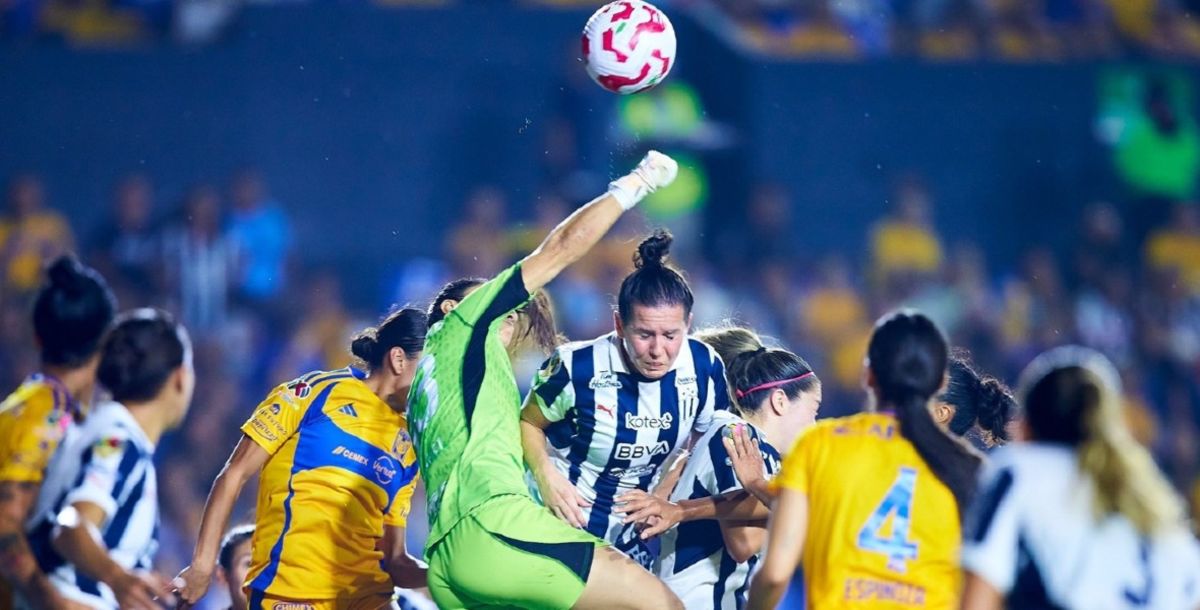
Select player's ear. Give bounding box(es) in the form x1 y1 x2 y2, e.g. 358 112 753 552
685 312 693 333
931 401 954 426
388 347 408 376
440 299 458 317
613 310 625 337
769 388 787 417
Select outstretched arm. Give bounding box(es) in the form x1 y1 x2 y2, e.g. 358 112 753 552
174 436 268 607
520 151 676 293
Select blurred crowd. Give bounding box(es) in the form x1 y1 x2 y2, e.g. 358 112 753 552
6 0 1200 59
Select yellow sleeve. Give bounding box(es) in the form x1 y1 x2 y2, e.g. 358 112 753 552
240 383 309 455
385 475 419 527
770 424 823 494
0 393 62 483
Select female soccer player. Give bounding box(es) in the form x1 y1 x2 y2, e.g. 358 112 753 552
747 310 982 610
407 151 684 610
216 526 254 610
654 331 822 609
933 354 1016 448
520 229 731 567
28 308 193 610
960 347 1200 609
173 307 429 609
0 255 115 610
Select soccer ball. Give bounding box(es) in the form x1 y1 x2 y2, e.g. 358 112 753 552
582 0 676 95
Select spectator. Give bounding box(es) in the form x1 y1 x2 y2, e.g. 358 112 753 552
869 174 943 302
446 185 509 277
90 173 160 304
0 174 74 296
1144 202 1200 295
162 185 236 335
225 168 292 306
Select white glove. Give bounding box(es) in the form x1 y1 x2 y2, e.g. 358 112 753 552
607 150 679 210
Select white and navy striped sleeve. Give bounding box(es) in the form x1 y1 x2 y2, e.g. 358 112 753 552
961 450 1020 594
691 341 730 436
528 347 576 423
61 427 142 523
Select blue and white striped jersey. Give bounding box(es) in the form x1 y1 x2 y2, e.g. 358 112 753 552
25 401 159 610
527 332 730 551
657 410 781 610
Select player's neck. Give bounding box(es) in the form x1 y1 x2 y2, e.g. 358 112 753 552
362 371 408 413
123 400 170 444
742 411 774 441
42 362 96 405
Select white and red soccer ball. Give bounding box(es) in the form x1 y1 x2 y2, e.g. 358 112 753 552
582 0 677 95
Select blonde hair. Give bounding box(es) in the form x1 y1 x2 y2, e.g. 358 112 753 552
693 325 764 368
1019 348 1184 536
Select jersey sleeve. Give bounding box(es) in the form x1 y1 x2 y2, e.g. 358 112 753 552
240 382 309 455
960 455 1020 594
709 424 774 496
770 425 823 494
449 263 532 328
527 348 576 423
692 345 728 435
0 395 62 483
62 429 138 522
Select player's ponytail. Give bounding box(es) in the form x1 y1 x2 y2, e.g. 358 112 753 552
868 310 982 513
33 254 117 367
617 229 693 324
351 307 427 370
1018 347 1184 536
942 354 1016 447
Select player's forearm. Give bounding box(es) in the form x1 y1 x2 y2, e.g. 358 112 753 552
651 449 688 499
522 194 625 292
746 568 787 610
678 491 768 524
52 520 126 589
520 419 555 477
191 468 246 567
742 479 775 506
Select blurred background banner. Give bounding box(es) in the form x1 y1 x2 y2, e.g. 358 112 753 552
4 1 1200 606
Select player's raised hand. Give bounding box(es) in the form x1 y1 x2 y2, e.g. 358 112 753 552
607 150 678 210
615 489 682 539
723 424 766 491
171 564 213 609
534 467 592 529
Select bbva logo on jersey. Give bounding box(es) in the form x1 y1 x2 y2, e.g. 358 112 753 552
615 441 670 460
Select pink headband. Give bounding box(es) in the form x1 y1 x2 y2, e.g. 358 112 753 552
735 372 815 399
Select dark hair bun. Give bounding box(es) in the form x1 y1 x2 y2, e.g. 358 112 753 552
634 229 673 270
977 376 1015 442
350 330 380 364
46 255 86 293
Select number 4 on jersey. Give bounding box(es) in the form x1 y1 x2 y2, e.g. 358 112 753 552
857 467 919 573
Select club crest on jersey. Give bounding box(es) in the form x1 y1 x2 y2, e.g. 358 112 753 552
392 430 412 457
589 372 622 390
287 379 311 398
374 455 397 485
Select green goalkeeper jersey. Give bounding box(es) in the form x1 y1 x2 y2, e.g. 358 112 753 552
407 262 536 554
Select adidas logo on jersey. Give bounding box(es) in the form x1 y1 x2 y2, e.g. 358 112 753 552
332 446 368 466
338 404 358 417
625 412 673 430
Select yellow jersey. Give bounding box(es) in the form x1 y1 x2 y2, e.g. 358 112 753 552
774 412 962 609
241 367 420 601
0 374 76 484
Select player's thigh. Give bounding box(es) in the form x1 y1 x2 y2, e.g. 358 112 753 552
439 496 600 609
573 546 683 610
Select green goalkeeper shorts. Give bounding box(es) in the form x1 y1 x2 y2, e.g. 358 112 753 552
427 494 607 610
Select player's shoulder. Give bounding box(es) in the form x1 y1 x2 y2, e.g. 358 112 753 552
0 376 59 421
78 401 144 450
274 367 366 402
984 443 1074 483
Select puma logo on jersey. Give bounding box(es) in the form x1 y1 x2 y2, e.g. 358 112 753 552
596 404 616 418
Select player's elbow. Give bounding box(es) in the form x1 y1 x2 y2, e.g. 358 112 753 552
728 538 762 564
755 557 794 588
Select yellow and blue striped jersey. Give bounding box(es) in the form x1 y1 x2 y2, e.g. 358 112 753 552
240 367 419 601
0 374 76 484
774 412 962 609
